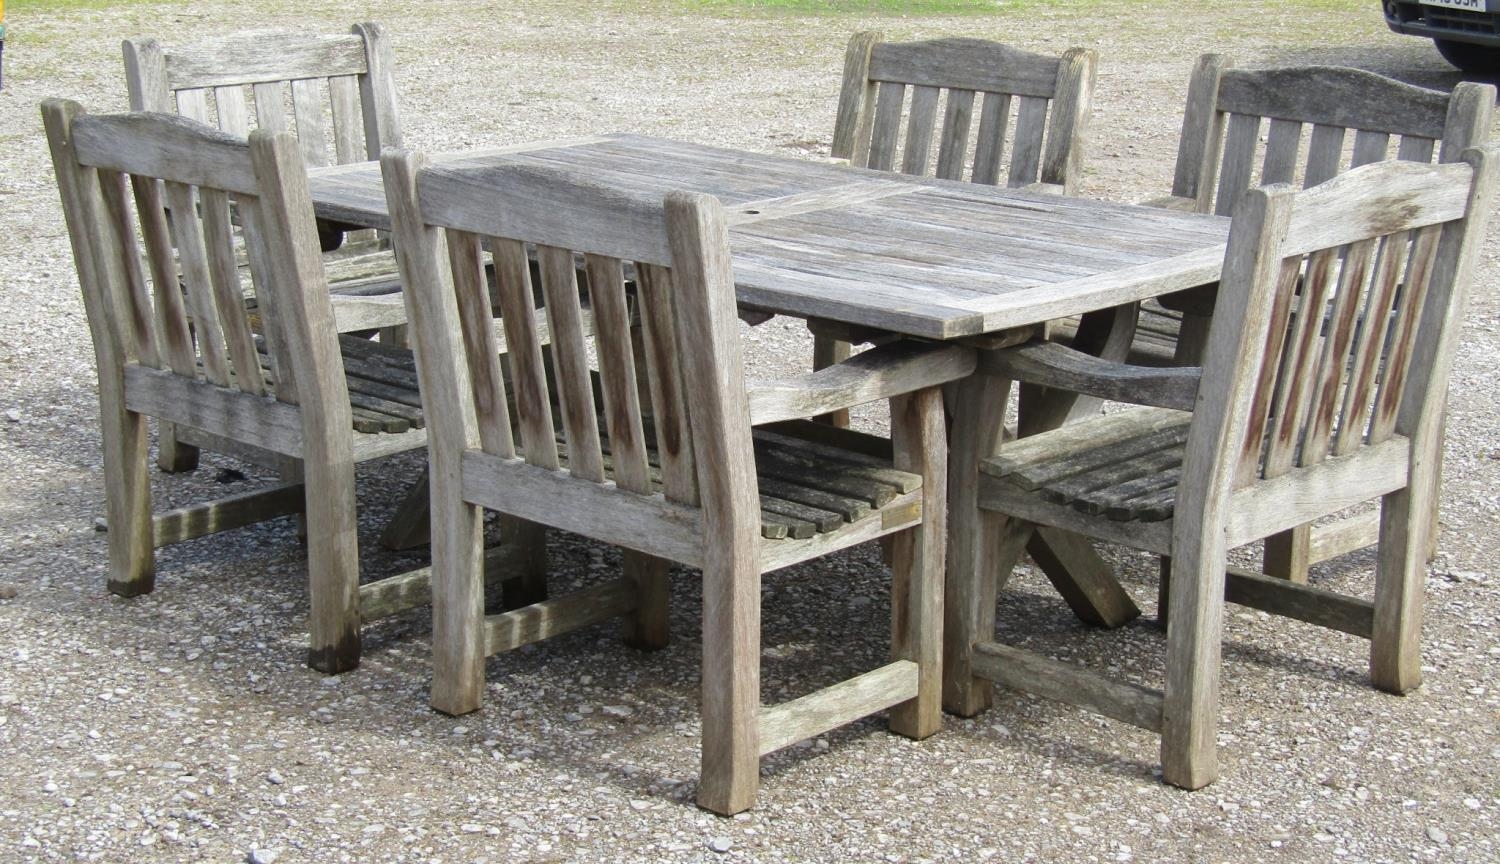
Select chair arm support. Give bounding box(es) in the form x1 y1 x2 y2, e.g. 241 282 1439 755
1137 193 1200 212
980 341 1201 411
748 341 976 425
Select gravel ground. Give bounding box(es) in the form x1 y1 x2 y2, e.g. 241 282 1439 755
1 1 1498 862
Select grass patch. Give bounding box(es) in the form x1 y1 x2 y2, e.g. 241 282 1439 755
682 0 1014 14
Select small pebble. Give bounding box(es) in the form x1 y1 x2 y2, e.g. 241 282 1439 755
248 850 280 864
266 771 284 786
709 836 733 853
1427 826 1449 844
4 409 20 423
0 584 17 600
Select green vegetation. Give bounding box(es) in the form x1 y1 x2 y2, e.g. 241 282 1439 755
682 0 1011 14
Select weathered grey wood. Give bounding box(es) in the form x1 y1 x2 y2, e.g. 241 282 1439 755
831 31 882 162
941 372 1009 717
45 102 156 595
972 641 1164 732
1028 525 1142 628
867 37 1063 98
758 661 919 755
749 341 974 425
1215 66 1450 139
124 365 305 456
1223 566 1373 638
886 388 946 739
151 482 305 547
1308 509 1382 564
358 544 517 621
484 579 638 655
382 147 488 712
74 112 260 196
249 128 362 673
663 190 765 816
461 449 705 568
981 341 1200 412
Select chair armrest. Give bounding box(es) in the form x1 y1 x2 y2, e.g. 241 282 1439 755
1137 193 1200 212
980 340 1201 412
748 340 976 425
1018 181 1066 196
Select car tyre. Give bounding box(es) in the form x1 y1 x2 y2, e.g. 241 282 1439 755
1433 38 1500 74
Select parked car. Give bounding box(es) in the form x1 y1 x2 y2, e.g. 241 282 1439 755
1383 0 1500 72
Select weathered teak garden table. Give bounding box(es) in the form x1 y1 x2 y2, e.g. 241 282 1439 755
305 132 1231 712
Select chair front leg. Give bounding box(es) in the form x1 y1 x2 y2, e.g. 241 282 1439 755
1160 535 1226 790
304 455 362 674
1370 483 1430 694
697 556 762 816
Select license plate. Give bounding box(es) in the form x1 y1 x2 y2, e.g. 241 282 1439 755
1420 0 1486 10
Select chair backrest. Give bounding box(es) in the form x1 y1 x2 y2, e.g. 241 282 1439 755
383 153 763 548
830 32 1096 193
1171 55 1495 217
123 22 401 169
42 101 351 431
1179 146 1497 528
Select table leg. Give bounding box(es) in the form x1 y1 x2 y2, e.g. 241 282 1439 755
942 373 1010 717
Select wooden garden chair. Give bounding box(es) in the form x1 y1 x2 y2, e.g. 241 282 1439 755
814 32 1097 425
43 102 502 674
382 151 975 815
123 23 409 471
946 147 1498 788
1103 58 1495 584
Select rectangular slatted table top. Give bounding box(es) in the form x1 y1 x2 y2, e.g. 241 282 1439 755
308 133 1231 340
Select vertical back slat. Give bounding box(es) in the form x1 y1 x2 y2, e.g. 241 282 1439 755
130 175 196 378
240 204 299 403
935 88 975 181
1007 95 1049 187
867 81 906 172
1350 129 1391 168
200 187 265 395
445 229 514 458
1298 240 1376 466
585 254 651 494
636 263 699 506
491 237 558 469
1260 118 1303 186
290 78 328 168
1369 225 1443 444
1261 247 1337 477
1234 256 1300 486
253 82 288 133
1396 135 1436 163
1338 234 1392 453
901 85 940 176
1303 124 1346 188
163 181 231 385
538 245 604 483
214 87 249 136
328 75 365 165
971 91 1012 186
1214 113 1262 217
96 170 160 370
1334 233 1409 456
176 88 210 124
